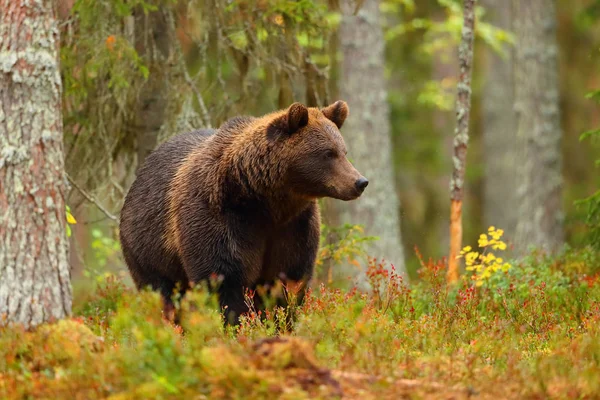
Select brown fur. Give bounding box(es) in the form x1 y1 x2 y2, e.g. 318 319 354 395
119 101 367 325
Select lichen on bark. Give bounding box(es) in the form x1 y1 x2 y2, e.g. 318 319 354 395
512 0 563 253
482 0 518 237
0 0 72 328
328 0 407 280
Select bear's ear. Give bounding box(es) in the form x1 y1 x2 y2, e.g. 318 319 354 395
286 102 309 133
267 103 309 140
321 100 349 129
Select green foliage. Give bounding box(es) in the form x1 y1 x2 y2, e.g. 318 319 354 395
3 248 600 398
315 224 378 284
383 0 513 111
89 229 121 269
61 0 179 199
575 187 600 248
577 64 600 248
193 0 334 117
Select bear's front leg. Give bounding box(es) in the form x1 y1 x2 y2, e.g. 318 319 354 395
266 202 321 325
178 213 265 327
182 255 253 327
218 276 249 326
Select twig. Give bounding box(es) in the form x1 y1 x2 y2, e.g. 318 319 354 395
66 173 119 223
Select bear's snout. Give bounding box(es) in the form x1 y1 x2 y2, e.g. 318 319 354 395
355 177 369 193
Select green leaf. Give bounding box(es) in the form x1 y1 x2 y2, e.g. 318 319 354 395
585 89 600 101
139 65 149 80
151 373 180 394
229 31 248 50
580 128 600 141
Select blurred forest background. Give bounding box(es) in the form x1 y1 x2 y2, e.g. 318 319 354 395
53 0 600 285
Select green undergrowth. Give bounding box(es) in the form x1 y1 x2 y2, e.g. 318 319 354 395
2 247 600 399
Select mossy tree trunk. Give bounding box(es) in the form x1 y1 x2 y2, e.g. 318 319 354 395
332 0 407 277
513 0 564 253
0 0 72 328
481 0 517 237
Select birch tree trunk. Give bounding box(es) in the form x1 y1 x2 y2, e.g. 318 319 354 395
333 0 406 276
448 0 476 283
0 0 72 328
481 0 517 236
513 0 564 253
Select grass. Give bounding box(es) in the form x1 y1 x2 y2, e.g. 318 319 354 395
1 245 600 399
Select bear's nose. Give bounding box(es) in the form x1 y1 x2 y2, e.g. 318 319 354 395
355 177 369 192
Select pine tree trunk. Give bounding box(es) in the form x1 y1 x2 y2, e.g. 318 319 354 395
133 8 172 168
482 0 517 236
448 0 476 283
513 0 563 253
0 0 72 328
333 0 407 276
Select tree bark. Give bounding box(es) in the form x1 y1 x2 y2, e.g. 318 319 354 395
482 0 517 237
513 0 563 253
133 8 173 169
0 0 72 328
333 0 406 276
448 0 476 283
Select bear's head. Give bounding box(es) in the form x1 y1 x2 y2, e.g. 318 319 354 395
267 101 368 201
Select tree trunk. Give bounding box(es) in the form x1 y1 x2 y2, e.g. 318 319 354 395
333 0 406 276
482 0 517 237
0 0 72 328
513 0 563 253
448 0 476 283
133 8 172 169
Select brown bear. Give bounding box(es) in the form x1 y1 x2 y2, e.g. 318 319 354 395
119 101 368 325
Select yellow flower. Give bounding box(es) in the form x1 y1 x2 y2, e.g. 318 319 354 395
465 251 479 265
490 228 504 240
462 227 511 288
492 242 507 251
483 253 496 264
478 234 489 247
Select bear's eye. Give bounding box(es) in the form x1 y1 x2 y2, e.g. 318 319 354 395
324 150 337 159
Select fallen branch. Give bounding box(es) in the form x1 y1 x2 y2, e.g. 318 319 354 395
66 173 119 223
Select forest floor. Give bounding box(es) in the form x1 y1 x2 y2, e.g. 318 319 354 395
1 245 600 399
